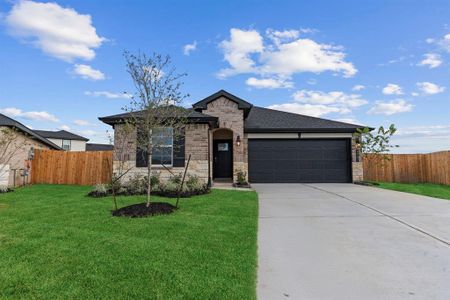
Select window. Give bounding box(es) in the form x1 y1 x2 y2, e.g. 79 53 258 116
62 139 71 151
136 127 173 167
152 128 173 165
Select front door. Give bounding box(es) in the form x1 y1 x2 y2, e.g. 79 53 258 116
213 139 233 179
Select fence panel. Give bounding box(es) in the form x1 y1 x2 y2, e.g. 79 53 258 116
31 149 113 186
363 151 450 185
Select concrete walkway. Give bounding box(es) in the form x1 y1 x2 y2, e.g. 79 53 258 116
254 183 450 300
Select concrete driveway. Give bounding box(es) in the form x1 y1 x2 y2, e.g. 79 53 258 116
254 183 450 300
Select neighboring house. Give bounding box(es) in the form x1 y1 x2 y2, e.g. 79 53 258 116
0 113 60 187
34 130 89 151
99 90 369 185
86 143 114 151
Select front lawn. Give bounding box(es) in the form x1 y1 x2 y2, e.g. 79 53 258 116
375 182 450 200
0 185 258 299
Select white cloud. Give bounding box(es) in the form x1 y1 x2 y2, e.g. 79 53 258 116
5 0 105 62
438 33 450 52
292 89 368 108
260 38 357 78
411 92 419 97
73 64 105 80
78 129 98 136
266 89 367 118
73 119 90 126
246 77 293 89
418 53 442 68
267 103 343 117
352 85 365 91
382 83 403 95
391 124 450 153
0 107 59 122
396 125 450 137
217 28 264 78
266 29 300 46
183 41 197 55
416 82 445 95
368 99 413 115
59 125 71 131
84 90 131 99
335 118 360 125
217 28 357 82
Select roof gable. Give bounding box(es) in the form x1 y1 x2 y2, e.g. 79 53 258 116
245 106 370 133
0 113 61 149
192 90 253 112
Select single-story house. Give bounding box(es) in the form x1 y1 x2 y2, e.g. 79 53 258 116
34 130 89 151
0 113 60 186
99 90 368 185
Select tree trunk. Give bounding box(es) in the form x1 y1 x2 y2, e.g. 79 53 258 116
146 134 152 207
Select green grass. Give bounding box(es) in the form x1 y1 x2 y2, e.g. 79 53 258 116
0 185 258 299
375 182 450 200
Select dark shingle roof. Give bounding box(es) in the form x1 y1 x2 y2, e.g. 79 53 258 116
86 143 114 151
34 130 89 141
245 106 369 133
0 113 61 149
99 108 218 126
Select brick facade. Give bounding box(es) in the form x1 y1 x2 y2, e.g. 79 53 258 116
113 123 209 183
111 95 363 184
203 96 248 182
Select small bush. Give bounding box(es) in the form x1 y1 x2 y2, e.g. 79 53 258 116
0 185 12 193
88 184 109 198
124 174 147 195
235 170 247 185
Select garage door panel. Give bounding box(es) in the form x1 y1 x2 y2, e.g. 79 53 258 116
248 139 351 183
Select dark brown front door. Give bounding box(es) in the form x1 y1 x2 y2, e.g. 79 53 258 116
213 139 233 178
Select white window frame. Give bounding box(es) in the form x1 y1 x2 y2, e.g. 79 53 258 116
151 127 173 167
62 139 71 151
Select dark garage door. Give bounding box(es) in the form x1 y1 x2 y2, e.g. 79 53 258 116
248 139 351 183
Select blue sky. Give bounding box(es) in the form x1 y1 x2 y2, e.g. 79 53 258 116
1 0 449 153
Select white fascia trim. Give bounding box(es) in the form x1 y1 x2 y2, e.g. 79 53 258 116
246 133 299 139
301 133 352 138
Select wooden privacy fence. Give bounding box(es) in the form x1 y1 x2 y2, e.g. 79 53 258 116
363 151 450 185
31 149 113 186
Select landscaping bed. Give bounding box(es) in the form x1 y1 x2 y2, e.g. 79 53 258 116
112 202 177 217
0 184 258 299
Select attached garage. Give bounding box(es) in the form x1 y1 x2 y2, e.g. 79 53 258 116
248 139 352 183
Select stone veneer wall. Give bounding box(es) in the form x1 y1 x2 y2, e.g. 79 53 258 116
351 134 363 182
113 123 209 183
202 96 248 182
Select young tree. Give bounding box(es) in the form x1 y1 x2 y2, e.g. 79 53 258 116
355 124 399 166
123 51 188 207
0 127 29 187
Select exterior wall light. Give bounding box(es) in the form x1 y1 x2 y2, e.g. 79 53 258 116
236 135 241 146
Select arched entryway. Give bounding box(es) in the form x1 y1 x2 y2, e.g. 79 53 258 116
212 128 233 181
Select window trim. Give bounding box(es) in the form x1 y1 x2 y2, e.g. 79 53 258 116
62 139 71 151
136 127 174 168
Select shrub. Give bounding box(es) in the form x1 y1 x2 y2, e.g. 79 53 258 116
168 174 182 185
235 170 247 185
124 174 147 195
0 185 11 193
88 184 109 198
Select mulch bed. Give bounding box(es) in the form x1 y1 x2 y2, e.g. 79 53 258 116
112 202 177 218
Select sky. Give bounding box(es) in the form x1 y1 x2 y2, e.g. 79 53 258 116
0 0 449 153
